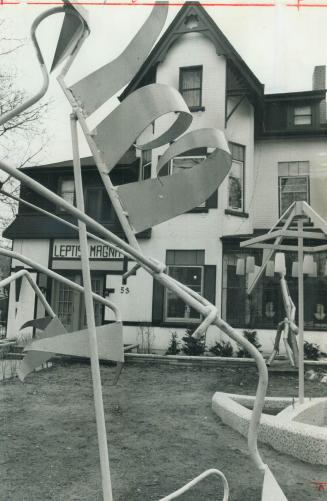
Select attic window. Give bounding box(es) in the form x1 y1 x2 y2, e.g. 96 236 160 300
294 106 312 126
179 66 203 110
184 14 199 30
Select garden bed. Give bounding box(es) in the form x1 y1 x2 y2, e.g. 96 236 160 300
1 362 327 500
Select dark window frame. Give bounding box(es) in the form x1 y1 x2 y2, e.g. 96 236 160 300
152 250 216 327
288 103 318 130
179 65 204 112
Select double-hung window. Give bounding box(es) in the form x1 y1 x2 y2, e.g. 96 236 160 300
179 66 203 110
164 250 204 322
228 143 245 212
278 161 309 216
293 106 312 126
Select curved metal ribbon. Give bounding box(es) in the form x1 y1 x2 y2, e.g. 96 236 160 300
51 4 89 72
93 83 192 174
117 128 231 233
69 1 168 117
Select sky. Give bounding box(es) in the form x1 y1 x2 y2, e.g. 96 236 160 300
1 0 327 167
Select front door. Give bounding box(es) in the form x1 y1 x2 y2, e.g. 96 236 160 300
52 273 104 332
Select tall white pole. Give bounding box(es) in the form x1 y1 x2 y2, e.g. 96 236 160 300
297 218 305 404
70 114 113 500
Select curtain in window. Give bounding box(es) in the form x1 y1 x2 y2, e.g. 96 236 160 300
222 247 327 331
181 69 201 108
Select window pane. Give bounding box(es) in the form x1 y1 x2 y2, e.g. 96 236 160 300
228 160 243 210
294 115 311 125
180 68 202 108
85 188 100 219
141 149 152 180
59 178 75 210
280 176 308 214
222 248 327 331
181 69 201 90
166 266 202 320
182 89 201 108
294 106 311 125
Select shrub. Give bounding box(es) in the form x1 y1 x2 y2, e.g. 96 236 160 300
237 330 262 358
304 341 321 361
182 327 206 356
165 332 181 355
209 340 234 357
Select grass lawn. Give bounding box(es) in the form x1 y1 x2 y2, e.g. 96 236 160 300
1 361 327 500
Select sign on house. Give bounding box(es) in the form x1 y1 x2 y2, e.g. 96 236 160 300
51 239 125 272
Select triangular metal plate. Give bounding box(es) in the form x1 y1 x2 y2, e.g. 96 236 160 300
51 10 84 72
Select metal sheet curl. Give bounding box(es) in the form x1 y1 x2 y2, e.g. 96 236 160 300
93 83 192 174
69 1 168 116
117 129 231 233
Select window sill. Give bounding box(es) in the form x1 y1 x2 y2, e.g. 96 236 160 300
225 209 249 218
157 321 201 329
188 207 209 214
189 106 205 112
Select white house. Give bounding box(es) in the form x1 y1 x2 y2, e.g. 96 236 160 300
4 2 327 354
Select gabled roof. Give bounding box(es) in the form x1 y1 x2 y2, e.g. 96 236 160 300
120 1 264 101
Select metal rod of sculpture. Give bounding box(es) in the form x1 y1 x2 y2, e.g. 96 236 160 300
266 272 298 367
0 157 278 499
0 269 56 320
0 248 121 322
242 200 327 406
70 112 113 499
0 2 288 498
297 218 305 403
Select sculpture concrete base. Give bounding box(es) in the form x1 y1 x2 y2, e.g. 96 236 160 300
212 392 327 465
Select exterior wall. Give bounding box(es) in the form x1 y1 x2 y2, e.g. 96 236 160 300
156 32 226 130
7 239 50 339
6 24 327 355
253 137 327 228
224 97 255 234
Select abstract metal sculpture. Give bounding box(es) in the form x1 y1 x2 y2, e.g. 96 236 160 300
241 200 327 403
0 1 288 499
236 250 299 368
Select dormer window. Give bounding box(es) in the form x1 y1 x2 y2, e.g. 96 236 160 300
294 105 312 126
179 66 204 111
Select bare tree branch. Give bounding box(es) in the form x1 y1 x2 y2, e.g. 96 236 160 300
0 21 48 246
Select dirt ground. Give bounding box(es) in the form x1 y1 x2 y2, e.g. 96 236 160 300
1 361 327 501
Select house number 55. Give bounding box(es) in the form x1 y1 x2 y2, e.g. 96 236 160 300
120 286 130 294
